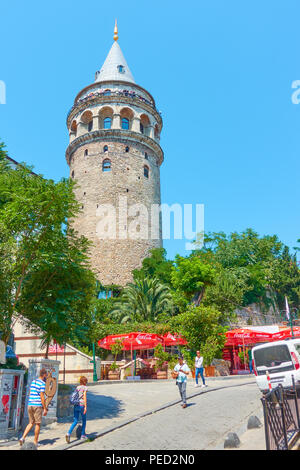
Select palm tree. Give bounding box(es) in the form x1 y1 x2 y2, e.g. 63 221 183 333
109 277 174 324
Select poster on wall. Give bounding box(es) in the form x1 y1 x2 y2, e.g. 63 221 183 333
0 374 13 434
0 341 5 364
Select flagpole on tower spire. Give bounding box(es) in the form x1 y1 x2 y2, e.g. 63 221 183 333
114 20 118 41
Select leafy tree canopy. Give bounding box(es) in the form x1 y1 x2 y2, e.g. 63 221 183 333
0 142 96 351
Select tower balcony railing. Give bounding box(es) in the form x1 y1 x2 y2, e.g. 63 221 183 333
67 88 162 123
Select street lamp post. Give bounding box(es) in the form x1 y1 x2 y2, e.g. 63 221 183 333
91 342 98 382
280 306 298 339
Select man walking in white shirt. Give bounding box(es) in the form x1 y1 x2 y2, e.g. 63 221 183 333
173 356 190 408
195 351 207 388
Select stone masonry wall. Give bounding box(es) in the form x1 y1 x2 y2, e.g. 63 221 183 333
70 139 162 286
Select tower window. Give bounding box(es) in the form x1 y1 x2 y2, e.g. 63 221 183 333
125 146 130 153
117 65 125 73
103 145 108 152
144 166 149 178
84 149 88 156
140 123 144 134
103 89 111 96
145 152 148 160
102 159 111 172
122 118 129 130
71 171 75 178
104 117 112 129
88 120 93 132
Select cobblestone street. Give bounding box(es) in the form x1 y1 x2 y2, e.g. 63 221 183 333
0 377 263 450
72 379 262 450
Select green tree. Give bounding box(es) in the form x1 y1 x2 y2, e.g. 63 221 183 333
170 305 226 357
194 229 300 311
0 144 96 351
109 276 174 324
133 248 174 286
171 255 216 306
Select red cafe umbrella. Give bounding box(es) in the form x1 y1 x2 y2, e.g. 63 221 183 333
98 332 163 377
162 332 187 347
98 332 163 351
225 328 274 346
271 327 300 341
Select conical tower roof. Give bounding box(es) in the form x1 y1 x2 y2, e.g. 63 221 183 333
95 39 135 84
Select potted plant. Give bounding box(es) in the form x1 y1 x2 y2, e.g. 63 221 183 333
154 344 170 379
201 338 220 377
108 340 123 380
108 361 120 380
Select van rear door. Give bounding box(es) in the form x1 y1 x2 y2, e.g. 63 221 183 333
253 343 294 381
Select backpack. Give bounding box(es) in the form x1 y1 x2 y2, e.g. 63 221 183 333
70 388 80 406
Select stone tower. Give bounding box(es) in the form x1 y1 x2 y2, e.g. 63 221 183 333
66 24 164 286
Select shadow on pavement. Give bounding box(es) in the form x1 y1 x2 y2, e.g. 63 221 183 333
58 393 125 424
39 437 61 446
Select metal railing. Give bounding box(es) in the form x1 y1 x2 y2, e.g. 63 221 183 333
261 376 300 450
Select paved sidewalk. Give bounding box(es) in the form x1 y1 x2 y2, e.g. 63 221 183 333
0 376 256 451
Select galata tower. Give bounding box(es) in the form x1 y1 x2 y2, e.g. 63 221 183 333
66 23 164 286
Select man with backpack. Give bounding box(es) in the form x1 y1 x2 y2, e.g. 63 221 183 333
65 376 88 443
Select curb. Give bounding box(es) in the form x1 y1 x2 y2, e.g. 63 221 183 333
67 375 255 387
57 379 256 450
213 406 264 450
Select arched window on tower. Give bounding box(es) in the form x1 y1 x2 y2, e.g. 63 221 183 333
125 146 130 153
84 149 88 156
144 165 149 179
117 65 125 74
103 89 111 96
71 120 77 137
102 159 111 172
99 107 114 130
122 118 129 130
120 107 134 132
103 145 108 152
104 117 112 129
140 114 151 136
81 110 93 134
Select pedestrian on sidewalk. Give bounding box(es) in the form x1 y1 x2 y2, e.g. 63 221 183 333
173 356 190 408
66 376 88 443
194 350 207 388
19 368 48 448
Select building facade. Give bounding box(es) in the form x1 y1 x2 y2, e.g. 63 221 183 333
65 25 164 286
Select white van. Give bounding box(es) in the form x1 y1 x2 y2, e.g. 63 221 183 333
252 339 300 393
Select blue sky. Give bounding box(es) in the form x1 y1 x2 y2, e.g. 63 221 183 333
1 0 300 260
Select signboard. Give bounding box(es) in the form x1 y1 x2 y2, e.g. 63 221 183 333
48 344 65 354
0 374 13 437
0 341 5 364
26 359 60 421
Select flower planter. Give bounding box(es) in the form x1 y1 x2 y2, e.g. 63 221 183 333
157 370 168 380
108 371 120 380
204 366 215 377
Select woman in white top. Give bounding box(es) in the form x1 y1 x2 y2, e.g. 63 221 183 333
195 351 207 387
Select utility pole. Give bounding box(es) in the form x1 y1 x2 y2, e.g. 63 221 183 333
90 343 98 382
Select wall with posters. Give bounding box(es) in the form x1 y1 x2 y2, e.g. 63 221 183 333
13 317 100 384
